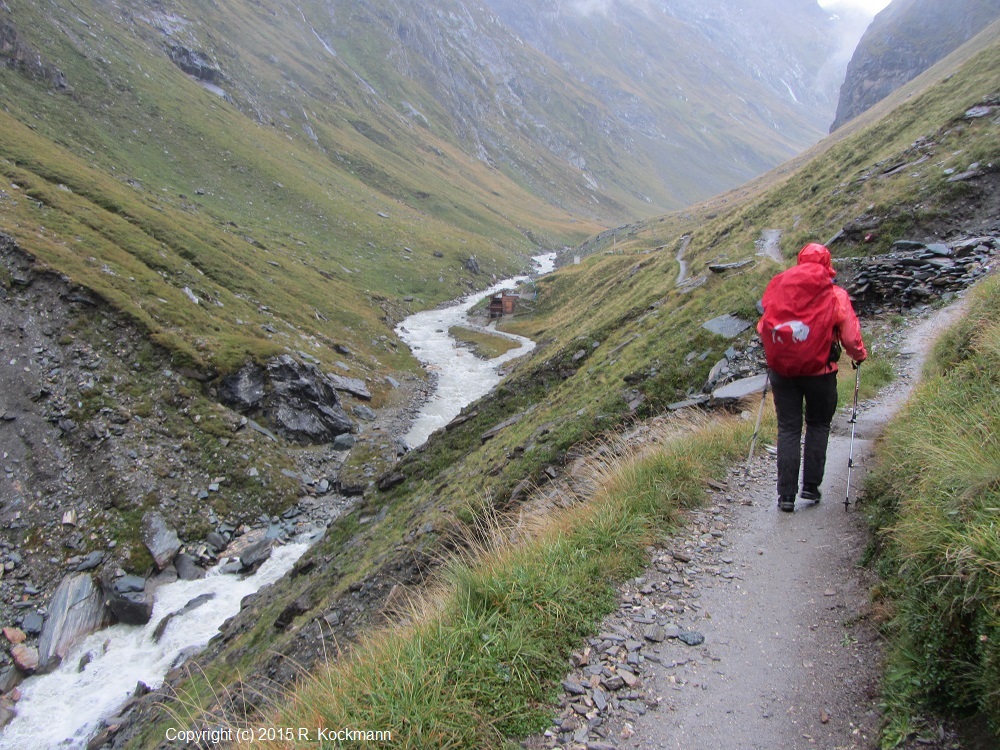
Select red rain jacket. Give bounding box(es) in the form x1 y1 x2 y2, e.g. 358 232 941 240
757 243 867 377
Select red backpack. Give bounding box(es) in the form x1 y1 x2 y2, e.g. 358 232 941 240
758 263 838 377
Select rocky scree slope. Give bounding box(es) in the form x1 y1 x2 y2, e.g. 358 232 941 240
0 233 425 723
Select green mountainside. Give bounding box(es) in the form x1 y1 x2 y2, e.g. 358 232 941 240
1 0 1000 745
103 21 999 750
0 0 849 405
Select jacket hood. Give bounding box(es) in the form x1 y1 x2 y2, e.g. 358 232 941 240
797 243 836 278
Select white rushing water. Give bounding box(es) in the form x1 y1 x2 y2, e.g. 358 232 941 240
397 253 555 448
0 541 312 750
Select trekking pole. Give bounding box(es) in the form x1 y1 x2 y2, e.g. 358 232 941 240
844 362 862 511
747 370 770 463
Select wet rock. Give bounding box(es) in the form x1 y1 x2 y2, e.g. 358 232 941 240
0 666 23 693
2 628 25 645
107 591 153 626
376 472 406 491
180 593 215 615
102 574 153 626
274 594 313 630
668 395 709 411
701 314 752 338
678 629 705 646
239 539 276 573
206 532 228 552
481 412 523 443
353 404 377 422
333 434 356 451
328 375 372 401
142 512 182 571
10 644 38 674
217 363 266 409
219 355 356 444
712 373 768 402
168 45 223 83
37 573 110 672
338 477 366 495
152 593 215 643
708 259 754 273
642 624 666 643
113 575 145 594
844 236 998 312
75 550 107 572
174 554 206 581
19 614 42 636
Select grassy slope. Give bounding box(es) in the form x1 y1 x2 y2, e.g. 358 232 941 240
261 416 753 748
0 0 602 387
121 24 1000 750
865 273 1000 745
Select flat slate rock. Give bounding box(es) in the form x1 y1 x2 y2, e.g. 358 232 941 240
667 395 710 411
37 573 110 672
701 314 752 338
712 373 768 401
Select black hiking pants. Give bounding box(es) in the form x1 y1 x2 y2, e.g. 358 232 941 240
769 370 839 499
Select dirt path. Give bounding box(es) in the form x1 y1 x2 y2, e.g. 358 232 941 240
757 229 785 263
676 234 693 286
534 302 968 750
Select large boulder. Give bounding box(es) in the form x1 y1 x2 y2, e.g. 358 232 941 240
10 644 38 674
218 355 355 445
102 574 154 626
174 553 207 581
217 363 266 409
327 374 372 401
239 539 276 573
37 574 111 672
142 512 182 571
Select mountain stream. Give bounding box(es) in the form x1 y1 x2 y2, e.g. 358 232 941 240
0 253 554 749
397 252 555 447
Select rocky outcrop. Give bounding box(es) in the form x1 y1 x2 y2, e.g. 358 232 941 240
831 0 1000 131
0 19 68 88
218 355 356 444
167 45 223 83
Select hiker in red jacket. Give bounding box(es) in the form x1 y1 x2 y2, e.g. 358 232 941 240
757 243 867 513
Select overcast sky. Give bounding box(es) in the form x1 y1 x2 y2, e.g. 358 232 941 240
818 0 893 16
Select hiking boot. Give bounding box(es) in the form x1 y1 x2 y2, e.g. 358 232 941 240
800 484 822 502
778 495 795 513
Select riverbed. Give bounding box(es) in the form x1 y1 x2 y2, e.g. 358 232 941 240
0 253 555 749
0 540 314 750
397 252 555 447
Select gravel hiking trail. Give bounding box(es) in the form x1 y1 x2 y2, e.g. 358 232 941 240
536 301 969 750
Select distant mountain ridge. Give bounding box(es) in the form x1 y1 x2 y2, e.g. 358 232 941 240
831 0 1000 131
482 0 844 205
1 0 855 223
